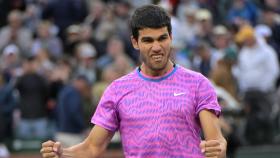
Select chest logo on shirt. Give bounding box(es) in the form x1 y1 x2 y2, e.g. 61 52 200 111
173 92 186 96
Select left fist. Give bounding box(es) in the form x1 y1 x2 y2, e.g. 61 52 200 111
200 139 226 158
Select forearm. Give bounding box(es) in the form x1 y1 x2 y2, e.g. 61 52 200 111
199 110 227 158
61 141 106 158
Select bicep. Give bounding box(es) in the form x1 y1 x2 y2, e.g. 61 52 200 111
84 125 114 151
199 110 222 140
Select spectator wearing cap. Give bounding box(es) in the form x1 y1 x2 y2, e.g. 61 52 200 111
233 25 279 93
55 75 91 147
255 24 272 42
211 25 238 63
195 9 214 46
0 44 23 89
64 24 82 56
210 25 238 99
180 6 199 45
0 10 32 56
31 20 63 59
74 42 97 84
1 44 21 71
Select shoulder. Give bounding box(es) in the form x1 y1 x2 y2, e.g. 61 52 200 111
176 65 206 81
176 65 213 90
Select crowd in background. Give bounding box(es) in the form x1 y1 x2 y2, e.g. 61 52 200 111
0 0 280 158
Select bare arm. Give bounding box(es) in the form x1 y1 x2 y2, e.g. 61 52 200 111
199 110 227 158
41 125 114 158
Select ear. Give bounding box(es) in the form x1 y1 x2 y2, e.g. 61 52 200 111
131 36 139 50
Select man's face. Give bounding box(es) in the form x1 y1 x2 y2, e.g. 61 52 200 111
131 27 172 71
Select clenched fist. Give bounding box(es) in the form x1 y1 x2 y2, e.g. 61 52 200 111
40 140 63 158
200 139 226 158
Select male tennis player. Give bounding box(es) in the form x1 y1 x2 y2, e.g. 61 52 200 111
41 4 227 158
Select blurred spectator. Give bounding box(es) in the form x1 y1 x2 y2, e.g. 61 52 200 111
192 42 219 77
180 6 199 45
172 40 192 69
210 57 238 101
79 24 105 58
0 141 9 158
47 59 72 137
211 25 237 61
48 59 72 111
96 36 134 74
92 65 121 107
113 1 138 62
55 75 90 147
263 0 280 14
160 1 187 51
34 47 55 79
261 7 280 62
227 0 259 26
0 72 17 140
0 10 32 56
85 0 116 54
176 0 198 22
42 0 88 40
74 42 98 84
233 25 279 93
0 71 17 158
84 0 105 31
64 24 81 56
15 57 49 140
31 20 63 59
23 3 41 33
0 44 22 78
243 90 275 145
255 24 272 41
0 0 26 27
195 9 214 45
209 25 238 99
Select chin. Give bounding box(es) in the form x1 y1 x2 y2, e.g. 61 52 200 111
150 62 167 71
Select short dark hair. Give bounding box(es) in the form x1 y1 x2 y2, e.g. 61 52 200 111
130 4 172 40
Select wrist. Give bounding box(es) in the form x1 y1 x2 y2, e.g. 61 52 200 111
219 138 227 158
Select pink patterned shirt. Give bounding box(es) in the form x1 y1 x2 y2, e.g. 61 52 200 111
92 65 221 158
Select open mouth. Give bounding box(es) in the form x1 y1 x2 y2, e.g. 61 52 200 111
151 54 164 62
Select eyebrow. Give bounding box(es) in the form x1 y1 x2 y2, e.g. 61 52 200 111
141 33 169 42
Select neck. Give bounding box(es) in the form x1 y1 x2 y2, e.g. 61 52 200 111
140 60 174 77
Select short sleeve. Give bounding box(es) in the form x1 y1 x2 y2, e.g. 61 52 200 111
91 83 119 132
195 75 221 117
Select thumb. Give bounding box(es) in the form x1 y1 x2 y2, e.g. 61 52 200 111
53 142 62 154
200 140 206 153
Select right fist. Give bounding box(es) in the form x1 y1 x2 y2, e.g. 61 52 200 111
40 140 62 158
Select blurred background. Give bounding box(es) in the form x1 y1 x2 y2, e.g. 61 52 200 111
0 0 280 158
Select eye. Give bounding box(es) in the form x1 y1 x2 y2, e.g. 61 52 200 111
141 38 154 43
158 35 168 42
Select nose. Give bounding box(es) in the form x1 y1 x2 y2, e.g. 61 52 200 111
151 41 161 53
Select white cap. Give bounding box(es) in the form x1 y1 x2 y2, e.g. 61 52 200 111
184 6 197 16
213 25 228 35
3 44 19 56
67 24 80 34
78 43 96 58
255 24 272 38
195 9 212 21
